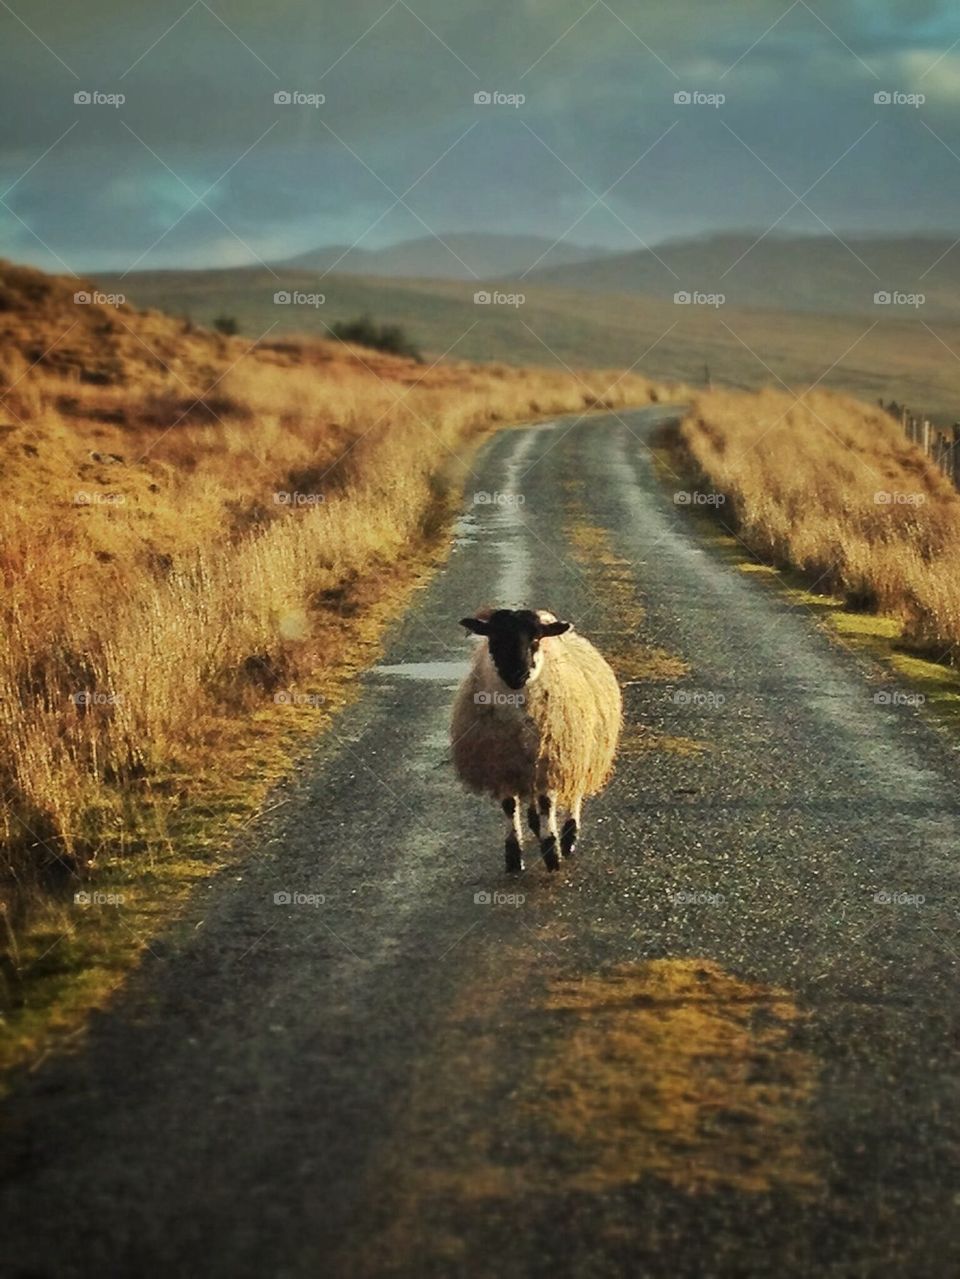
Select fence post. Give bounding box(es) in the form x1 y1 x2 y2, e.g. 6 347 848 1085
895 408 960 488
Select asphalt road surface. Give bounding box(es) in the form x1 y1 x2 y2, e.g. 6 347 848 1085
3 407 960 1279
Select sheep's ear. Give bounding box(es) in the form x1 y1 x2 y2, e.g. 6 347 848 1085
460 616 490 635
540 620 572 637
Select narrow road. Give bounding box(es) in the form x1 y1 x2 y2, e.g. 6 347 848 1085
3 407 960 1279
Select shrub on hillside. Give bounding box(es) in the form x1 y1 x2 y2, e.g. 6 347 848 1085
332 315 422 362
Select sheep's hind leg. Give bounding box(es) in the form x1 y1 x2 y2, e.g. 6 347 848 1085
502 797 525 873
538 793 561 871
561 796 582 858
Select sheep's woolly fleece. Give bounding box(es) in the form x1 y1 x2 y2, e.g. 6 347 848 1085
451 619 622 806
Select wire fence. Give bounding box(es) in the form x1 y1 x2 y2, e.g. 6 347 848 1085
881 401 960 486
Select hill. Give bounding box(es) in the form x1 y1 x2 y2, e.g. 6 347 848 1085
99 264 960 422
278 232 613 279
526 232 960 319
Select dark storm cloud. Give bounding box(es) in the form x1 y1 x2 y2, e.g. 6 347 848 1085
1 0 958 271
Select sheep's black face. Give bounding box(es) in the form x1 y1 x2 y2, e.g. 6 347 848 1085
484 610 541 689
460 608 571 689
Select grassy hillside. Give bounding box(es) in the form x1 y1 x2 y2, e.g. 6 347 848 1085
528 233 960 320
101 265 960 423
672 388 960 663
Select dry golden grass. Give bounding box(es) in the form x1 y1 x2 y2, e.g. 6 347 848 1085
676 386 960 660
116 265 960 423
0 260 672 891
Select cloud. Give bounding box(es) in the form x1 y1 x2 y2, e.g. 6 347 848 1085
2 0 960 270
897 48 960 97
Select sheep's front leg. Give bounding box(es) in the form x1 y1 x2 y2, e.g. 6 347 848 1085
561 796 582 857
502 796 525 874
538 793 561 871
526 801 541 839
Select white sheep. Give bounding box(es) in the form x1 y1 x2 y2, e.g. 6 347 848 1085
450 607 622 872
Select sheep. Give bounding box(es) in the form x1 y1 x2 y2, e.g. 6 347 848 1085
450 607 622 872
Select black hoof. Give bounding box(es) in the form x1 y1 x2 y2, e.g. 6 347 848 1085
505 836 524 874
527 805 541 837
561 819 578 857
541 835 560 872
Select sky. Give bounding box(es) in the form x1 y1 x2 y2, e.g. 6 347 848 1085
1 0 959 273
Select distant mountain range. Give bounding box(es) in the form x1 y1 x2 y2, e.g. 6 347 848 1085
273 230 960 318
100 253 960 422
524 232 960 318
277 233 614 280
93 229 960 425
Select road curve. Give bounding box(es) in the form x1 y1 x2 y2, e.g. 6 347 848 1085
3 407 960 1278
